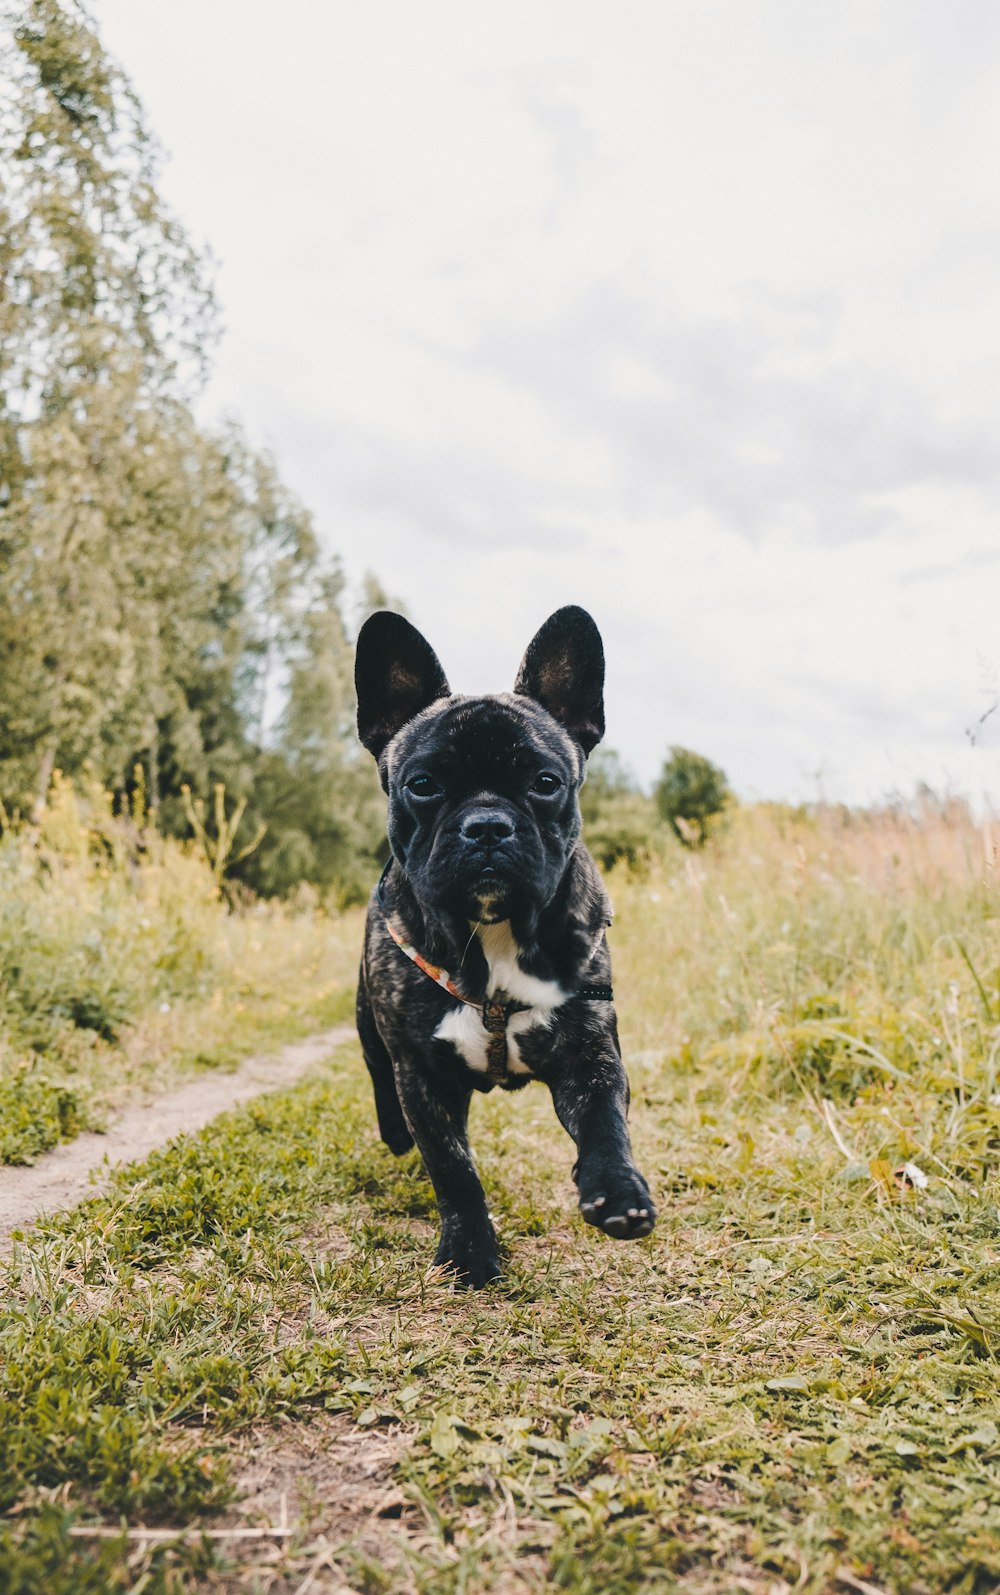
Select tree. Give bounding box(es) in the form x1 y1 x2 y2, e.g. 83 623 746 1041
578 748 638 825
234 564 385 905
0 0 219 806
655 746 730 847
0 0 214 402
0 367 254 809
0 1 386 900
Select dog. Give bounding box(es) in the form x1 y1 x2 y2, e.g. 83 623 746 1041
354 605 655 1286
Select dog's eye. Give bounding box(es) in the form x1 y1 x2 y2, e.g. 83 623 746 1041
531 772 562 796
406 774 442 799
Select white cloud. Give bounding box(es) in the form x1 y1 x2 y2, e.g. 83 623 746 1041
92 0 1000 803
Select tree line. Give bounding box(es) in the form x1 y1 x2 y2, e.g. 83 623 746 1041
0 0 384 901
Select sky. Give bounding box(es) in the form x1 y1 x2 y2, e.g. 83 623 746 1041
91 0 1000 803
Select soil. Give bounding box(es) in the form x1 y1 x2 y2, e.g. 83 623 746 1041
216 1414 423 1592
0 1025 355 1251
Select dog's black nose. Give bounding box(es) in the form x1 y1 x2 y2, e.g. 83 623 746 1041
460 809 515 848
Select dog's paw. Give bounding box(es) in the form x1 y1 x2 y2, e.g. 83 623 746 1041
433 1233 502 1289
576 1163 656 1240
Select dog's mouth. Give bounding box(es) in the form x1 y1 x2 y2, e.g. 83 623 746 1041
469 857 516 889
465 861 514 919
470 863 503 894
421 831 545 918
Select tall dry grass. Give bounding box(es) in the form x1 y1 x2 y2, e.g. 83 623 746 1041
609 800 1000 1184
0 776 361 1162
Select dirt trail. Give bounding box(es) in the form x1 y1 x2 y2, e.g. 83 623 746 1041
0 1025 356 1251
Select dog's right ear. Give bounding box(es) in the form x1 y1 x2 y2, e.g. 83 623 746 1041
355 612 451 759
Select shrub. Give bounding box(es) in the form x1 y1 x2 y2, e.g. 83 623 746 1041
655 745 731 847
580 749 670 871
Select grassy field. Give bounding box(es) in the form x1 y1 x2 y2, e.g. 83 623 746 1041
2 798 999 1592
0 779 360 1166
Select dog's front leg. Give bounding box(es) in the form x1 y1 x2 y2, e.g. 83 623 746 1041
356 969 414 1155
393 1063 501 1287
548 1053 656 1241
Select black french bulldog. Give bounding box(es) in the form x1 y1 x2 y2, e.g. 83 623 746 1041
354 605 655 1287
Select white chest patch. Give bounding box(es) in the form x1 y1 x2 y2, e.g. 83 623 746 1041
433 921 566 1075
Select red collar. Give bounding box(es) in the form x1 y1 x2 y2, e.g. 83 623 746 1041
382 915 477 1006
375 861 614 1086
382 914 515 1083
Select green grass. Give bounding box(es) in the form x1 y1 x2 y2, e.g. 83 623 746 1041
0 777 361 1164
2 800 1000 1591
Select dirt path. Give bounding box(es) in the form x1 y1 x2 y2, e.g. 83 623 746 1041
0 1025 356 1251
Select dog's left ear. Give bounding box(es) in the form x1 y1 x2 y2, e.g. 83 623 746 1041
514 606 605 754
355 611 451 759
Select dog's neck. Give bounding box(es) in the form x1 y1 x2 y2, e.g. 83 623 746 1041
471 920 565 1008
379 844 611 997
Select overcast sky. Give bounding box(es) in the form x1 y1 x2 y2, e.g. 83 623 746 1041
92 0 1000 803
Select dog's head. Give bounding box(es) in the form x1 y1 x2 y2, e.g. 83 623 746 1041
355 607 605 924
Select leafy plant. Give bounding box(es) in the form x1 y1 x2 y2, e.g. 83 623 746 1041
654 744 731 846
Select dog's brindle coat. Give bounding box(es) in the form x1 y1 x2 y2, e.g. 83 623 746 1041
355 606 655 1286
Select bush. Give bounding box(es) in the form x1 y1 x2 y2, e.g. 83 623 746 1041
0 776 222 1055
580 749 670 871
0 774 227 1161
583 791 670 872
655 746 731 847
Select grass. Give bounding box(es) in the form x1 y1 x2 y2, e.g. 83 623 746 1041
1 798 999 1591
0 777 361 1164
